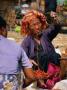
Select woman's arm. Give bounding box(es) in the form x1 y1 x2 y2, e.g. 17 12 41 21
22 67 49 88
43 12 61 41
22 68 36 88
46 24 61 41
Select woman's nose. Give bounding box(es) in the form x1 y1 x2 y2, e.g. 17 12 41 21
35 25 39 29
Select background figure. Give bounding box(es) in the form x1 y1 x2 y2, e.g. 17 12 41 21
36 0 45 13
45 0 57 13
56 0 65 13
36 0 57 13
21 10 61 89
14 20 21 32
0 16 48 90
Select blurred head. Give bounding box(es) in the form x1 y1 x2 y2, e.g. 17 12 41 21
0 16 7 37
21 10 48 38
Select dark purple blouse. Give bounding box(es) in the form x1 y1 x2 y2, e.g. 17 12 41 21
21 24 61 67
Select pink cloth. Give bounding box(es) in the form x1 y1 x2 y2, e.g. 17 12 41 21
46 63 61 89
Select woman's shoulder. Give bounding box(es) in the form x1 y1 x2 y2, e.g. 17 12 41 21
23 35 32 41
22 35 33 45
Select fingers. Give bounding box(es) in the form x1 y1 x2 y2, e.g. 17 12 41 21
34 70 49 80
32 60 38 66
30 60 38 66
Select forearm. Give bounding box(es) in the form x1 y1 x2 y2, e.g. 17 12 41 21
22 68 37 88
22 67 49 88
23 77 36 88
46 23 61 41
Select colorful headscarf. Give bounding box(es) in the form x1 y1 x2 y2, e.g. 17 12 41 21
21 10 48 35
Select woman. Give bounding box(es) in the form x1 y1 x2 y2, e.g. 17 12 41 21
21 10 61 89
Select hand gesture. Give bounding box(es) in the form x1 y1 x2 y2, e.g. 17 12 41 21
30 59 38 66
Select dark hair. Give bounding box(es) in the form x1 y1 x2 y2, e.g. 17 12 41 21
0 16 7 28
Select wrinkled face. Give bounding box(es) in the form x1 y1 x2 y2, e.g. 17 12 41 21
29 18 42 37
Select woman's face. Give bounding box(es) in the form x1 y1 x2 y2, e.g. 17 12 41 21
29 18 42 37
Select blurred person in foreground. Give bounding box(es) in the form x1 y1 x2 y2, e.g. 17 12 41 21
52 79 67 90
0 16 48 90
21 10 61 89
